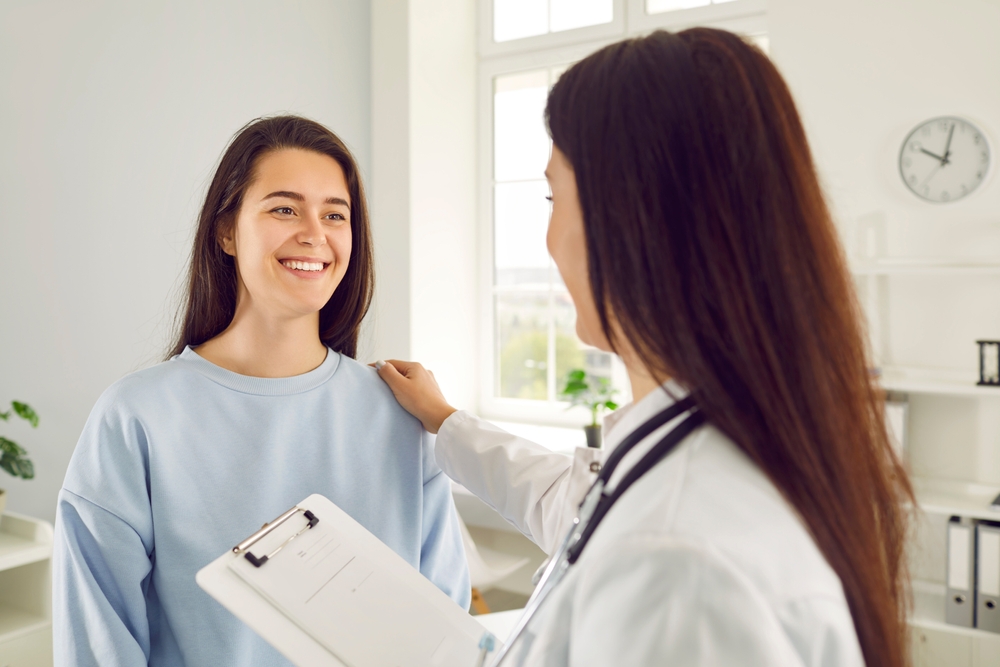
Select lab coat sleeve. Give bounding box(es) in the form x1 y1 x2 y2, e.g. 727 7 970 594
418 429 472 609
570 536 809 667
52 384 155 667
434 410 599 555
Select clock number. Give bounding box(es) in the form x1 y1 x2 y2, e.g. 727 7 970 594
978 171 984 180
974 134 981 144
983 152 990 163
941 191 950 202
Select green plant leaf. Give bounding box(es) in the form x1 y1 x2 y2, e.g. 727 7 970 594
15 458 34 480
605 400 619 411
0 436 26 457
0 410 9 421
12 401 39 428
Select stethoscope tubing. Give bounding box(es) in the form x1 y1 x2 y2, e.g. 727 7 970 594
488 395 704 667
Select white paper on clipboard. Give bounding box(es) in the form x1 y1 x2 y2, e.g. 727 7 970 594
199 494 498 667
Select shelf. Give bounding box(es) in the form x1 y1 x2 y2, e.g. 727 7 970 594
852 259 1000 275
912 477 1000 522
910 580 1000 640
877 366 1000 398
0 603 48 643
0 512 53 572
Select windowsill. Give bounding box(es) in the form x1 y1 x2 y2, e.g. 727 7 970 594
491 419 587 453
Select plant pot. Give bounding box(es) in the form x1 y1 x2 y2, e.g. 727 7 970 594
584 425 602 449
0 489 6 517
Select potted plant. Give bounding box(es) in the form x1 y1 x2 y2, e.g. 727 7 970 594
559 369 618 448
0 401 38 516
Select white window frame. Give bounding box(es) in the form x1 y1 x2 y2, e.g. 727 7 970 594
478 0 767 426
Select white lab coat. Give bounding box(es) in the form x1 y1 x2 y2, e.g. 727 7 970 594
434 382 866 666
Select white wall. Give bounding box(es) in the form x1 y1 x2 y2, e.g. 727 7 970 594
769 0 1000 486
0 0 372 524
369 0 479 409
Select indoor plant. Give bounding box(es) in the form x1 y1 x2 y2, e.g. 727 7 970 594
0 401 38 516
559 369 618 448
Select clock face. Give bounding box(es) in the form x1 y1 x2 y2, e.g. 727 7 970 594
899 116 991 203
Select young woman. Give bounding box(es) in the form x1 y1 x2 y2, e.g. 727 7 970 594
53 116 470 666
377 29 912 666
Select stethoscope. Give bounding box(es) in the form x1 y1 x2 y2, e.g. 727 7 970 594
487 394 706 667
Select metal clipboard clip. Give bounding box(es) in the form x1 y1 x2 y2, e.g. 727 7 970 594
232 505 319 568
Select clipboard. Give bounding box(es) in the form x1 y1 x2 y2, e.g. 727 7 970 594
197 494 500 667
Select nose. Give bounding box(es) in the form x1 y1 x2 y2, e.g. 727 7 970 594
297 214 327 247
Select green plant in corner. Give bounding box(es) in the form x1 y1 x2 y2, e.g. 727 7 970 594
0 401 38 481
560 369 619 426
560 369 619 448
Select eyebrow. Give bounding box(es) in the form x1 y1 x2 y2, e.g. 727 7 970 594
261 191 351 210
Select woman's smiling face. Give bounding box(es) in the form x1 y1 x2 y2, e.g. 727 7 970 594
220 148 352 320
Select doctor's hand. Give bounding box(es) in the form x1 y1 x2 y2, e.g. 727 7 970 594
373 360 457 434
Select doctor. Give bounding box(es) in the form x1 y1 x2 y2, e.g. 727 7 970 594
378 28 911 667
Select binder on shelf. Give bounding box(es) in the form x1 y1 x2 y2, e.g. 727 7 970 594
197 494 500 667
946 517 975 628
976 522 1000 633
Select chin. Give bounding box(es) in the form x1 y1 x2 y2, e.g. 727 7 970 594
576 322 612 353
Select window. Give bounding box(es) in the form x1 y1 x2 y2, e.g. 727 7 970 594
479 0 767 425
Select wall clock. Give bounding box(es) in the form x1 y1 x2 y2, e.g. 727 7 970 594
899 116 991 203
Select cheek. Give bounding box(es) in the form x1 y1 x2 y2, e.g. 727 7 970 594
331 227 353 268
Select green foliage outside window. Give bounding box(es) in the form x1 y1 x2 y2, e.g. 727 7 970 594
500 331 584 400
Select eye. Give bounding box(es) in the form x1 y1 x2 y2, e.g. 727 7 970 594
325 212 347 222
271 206 295 216
545 196 553 202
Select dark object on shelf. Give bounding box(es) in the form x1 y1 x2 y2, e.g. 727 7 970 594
584 425 602 449
991 492 1000 512
977 340 1000 386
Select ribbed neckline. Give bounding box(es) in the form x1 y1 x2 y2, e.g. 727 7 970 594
176 346 341 396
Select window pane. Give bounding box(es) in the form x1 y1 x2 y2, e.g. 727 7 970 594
497 293 550 400
494 71 550 182
646 0 710 12
495 181 551 288
553 292 613 396
494 0 547 42
550 0 613 33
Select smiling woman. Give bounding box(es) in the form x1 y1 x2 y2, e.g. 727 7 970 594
51 116 471 667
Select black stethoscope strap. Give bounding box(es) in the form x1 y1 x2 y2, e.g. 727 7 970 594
566 407 706 565
597 394 697 486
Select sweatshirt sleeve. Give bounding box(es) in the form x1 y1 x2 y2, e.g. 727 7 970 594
434 411 599 555
52 385 155 667
418 431 472 610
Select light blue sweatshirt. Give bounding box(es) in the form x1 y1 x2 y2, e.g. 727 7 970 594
53 347 470 666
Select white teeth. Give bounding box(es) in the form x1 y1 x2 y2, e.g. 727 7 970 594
282 260 324 272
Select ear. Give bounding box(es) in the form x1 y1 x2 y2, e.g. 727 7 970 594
217 218 236 257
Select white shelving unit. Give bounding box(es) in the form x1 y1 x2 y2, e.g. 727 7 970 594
0 512 54 667
855 255 1000 663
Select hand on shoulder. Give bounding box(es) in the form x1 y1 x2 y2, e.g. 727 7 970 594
372 360 457 434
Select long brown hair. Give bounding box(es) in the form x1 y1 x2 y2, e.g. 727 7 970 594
168 115 374 359
546 29 912 666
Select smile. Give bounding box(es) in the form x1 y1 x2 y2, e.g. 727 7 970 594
280 260 327 272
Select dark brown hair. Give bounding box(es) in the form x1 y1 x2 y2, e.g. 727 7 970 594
546 29 912 666
168 115 374 359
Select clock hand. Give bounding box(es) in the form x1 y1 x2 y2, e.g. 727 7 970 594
921 162 943 188
943 123 955 162
920 147 948 165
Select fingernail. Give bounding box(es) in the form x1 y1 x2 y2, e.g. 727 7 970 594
375 360 386 370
